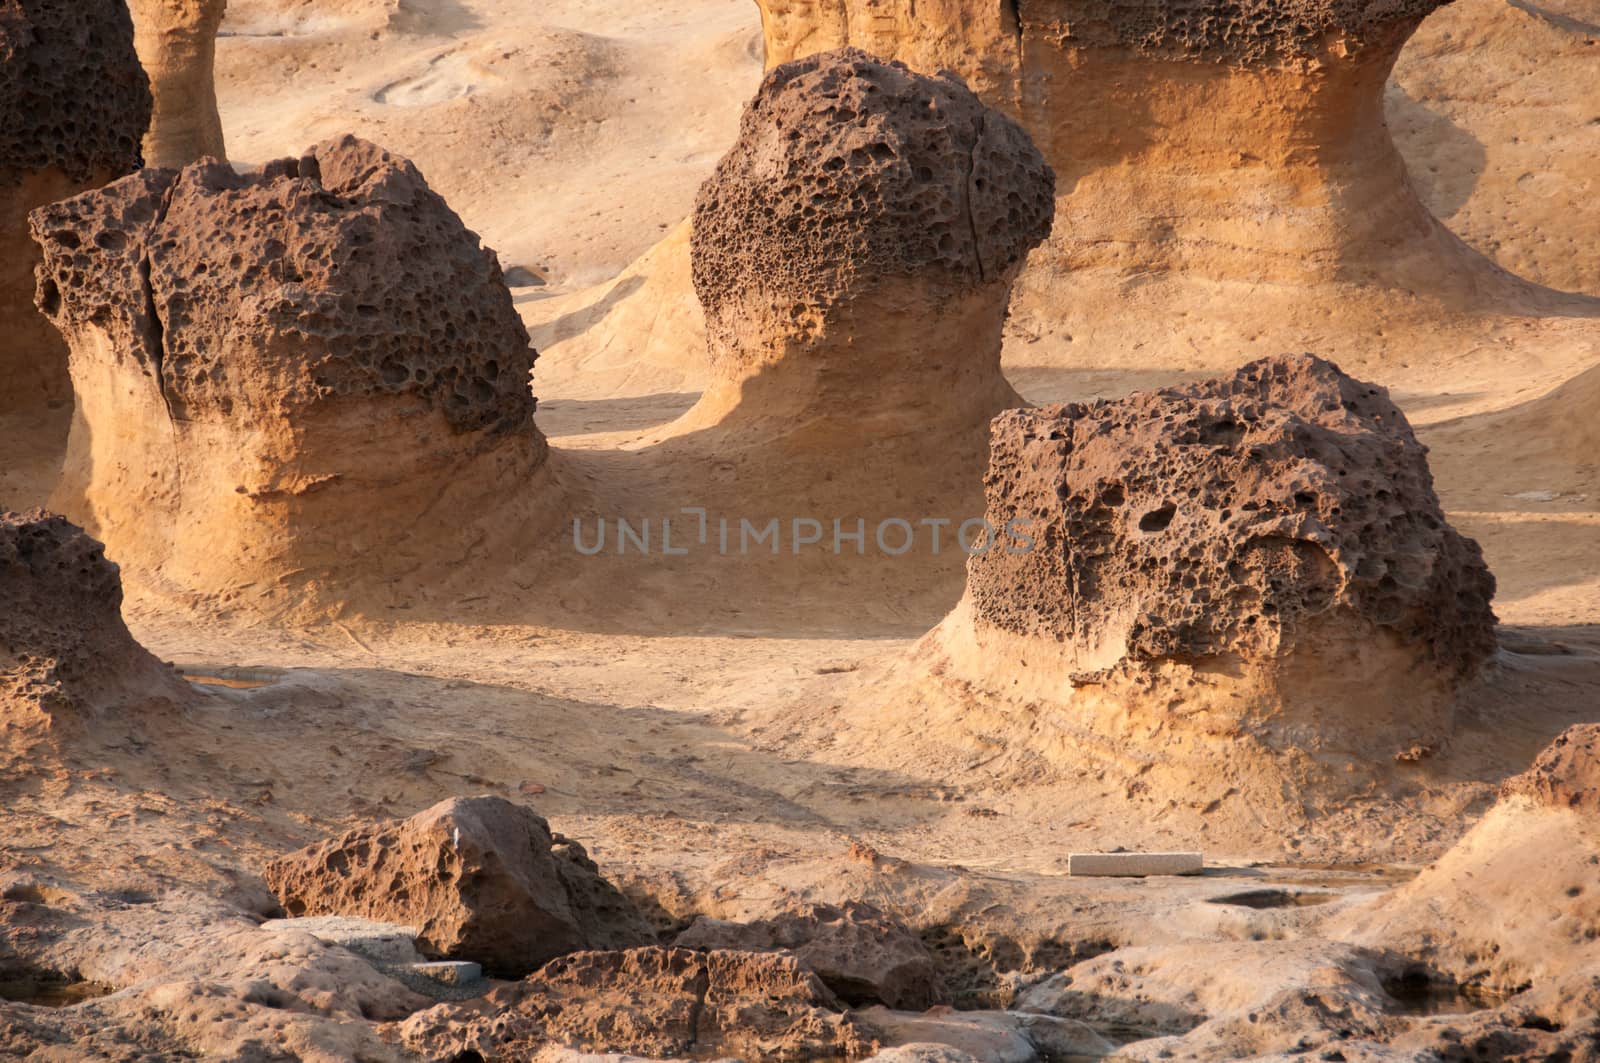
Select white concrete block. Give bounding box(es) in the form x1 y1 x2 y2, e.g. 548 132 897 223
1067 852 1203 877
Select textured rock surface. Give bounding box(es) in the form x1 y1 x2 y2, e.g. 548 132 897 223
397 946 875 1060
693 47 1052 339
129 0 227 168
0 0 150 409
970 353 1497 681
0 511 183 712
34 135 535 432
0 0 151 186
30 135 546 602
264 796 651 978
675 900 947 1010
1502 723 1600 814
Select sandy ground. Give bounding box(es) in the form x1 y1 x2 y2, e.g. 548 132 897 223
2 0 1599 1058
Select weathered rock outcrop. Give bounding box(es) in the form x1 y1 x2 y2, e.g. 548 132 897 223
1 511 189 720
751 0 1559 310
0 0 150 412
264 796 651 978
1337 725 1600 1020
882 353 1499 812
129 0 227 168
398 946 875 1060
675 900 948 1010
31 136 546 607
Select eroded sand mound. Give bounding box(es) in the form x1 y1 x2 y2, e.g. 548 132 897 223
398 946 875 1060
0 0 150 414
31 135 550 614
265 796 651 978
129 0 228 168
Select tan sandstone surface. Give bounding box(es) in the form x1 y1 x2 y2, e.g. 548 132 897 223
0 0 1598 1061
130 0 229 168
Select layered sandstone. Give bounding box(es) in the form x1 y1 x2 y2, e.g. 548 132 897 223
31 136 545 607
398 946 875 1060
129 0 227 168
265 796 651 978
0 0 150 413
919 354 1496 780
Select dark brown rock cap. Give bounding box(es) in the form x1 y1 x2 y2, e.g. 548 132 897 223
971 353 1497 678
31 135 537 434
692 47 1054 320
0 0 151 186
264 796 651 978
2 510 129 674
1037 0 1452 63
1503 725 1600 814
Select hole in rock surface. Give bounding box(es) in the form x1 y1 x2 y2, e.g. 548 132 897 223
1382 970 1510 1017
1207 889 1338 909
0 961 113 1008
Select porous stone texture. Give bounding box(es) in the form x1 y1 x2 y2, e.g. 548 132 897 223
690 47 1053 368
970 353 1497 684
0 0 150 409
263 796 651 978
674 900 948 1010
129 0 227 168
397 946 875 1060
30 136 545 600
1502 723 1600 813
0 510 183 713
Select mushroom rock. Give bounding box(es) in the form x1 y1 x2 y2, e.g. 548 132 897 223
31 136 548 610
0 511 191 737
910 354 1496 800
128 0 227 168
0 0 150 414
652 48 1052 525
264 796 652 979
750 0 1571 316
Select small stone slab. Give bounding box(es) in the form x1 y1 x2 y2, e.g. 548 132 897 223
407 961 483 986
1067 852 1203 877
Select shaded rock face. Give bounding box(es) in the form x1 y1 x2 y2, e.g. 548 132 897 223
676 900 947 1010
971 353 1497 682
0 511 183 713
30 136 545 599
398 946 874 1061
0 0 150 409
1503 723 1600 814
129 0 227 168
264 797 651 978
691 47 1053 366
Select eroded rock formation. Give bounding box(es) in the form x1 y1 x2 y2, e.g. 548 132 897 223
929 353 1496 766
129 0 227 168
264 796 651 978
642 49 1052 552
398 946 875 1060
31 136 545 606
0 0 150 412
675 900 948 1010
1 511 189 722
751 0 1549 306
